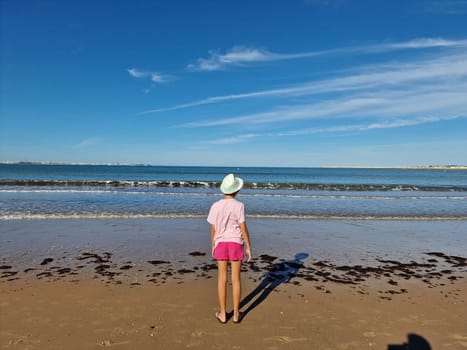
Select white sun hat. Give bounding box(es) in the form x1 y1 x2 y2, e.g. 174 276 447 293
220 173 244 194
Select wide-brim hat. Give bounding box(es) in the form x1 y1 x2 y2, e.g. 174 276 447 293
220 173 244 194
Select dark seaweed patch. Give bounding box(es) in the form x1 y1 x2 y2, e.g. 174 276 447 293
259 254 277 263
1 271 17 278
148 260 170 265
40 258 54 266
188 251 206 257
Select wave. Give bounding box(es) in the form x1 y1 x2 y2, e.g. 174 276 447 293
1 179 466 192
1 213 466 221
0 189 214 196
0 179 215 188
1 188 466 200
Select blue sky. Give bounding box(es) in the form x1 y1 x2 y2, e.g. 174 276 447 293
1 0 467 167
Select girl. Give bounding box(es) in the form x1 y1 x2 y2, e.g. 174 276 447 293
207 173 252 324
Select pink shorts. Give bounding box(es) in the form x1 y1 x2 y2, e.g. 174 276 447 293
214 242 244 261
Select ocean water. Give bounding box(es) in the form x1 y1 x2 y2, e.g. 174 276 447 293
0 164 466 220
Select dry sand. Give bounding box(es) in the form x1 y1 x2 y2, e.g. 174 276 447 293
1 277 466 349
0 219 466 349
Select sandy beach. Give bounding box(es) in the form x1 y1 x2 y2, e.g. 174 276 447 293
1 219 466 349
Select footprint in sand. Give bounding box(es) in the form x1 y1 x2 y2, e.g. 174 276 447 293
449 334 467 348
265 335 307 344
100 339 113 347
363 331 377 338
99 339 129 347
191 329 205 337
7 335 41 348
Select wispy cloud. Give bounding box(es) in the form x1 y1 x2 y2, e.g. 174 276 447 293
205 133 260 145
138 38 467 149
184 38 467 73
72 137 101 150
140 39 467 114
184 97 388 127
204 114 465 144
128 68 170 83
186 87 467 128
383 37 467 49
192 84 467 128
174 52 467 128
189 43 467 146
185 45 328 72
186 46 281 72
279 114 465 136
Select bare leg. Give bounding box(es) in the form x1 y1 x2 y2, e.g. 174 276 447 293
231 260 242 321
217 260 228 322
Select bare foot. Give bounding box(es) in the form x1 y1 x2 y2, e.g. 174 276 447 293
215 311 226 324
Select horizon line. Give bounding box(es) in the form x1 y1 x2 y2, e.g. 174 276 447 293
1 161 466 170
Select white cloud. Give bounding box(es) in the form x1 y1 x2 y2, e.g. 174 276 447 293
151 73 166 83
205 133 260 145
384 37 467 49
184 37 467 73
128 68 147 78
128 68 169 83
186 45 331 72
186 46 280 71
72 137 101 150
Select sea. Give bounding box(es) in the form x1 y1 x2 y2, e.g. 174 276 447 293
1 163 466 220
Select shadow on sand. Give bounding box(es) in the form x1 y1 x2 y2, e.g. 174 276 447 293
387 333 432 350
240 253 309 318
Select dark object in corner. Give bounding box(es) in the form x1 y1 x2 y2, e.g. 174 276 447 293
388 333 431 350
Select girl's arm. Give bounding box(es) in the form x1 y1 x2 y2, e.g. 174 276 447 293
240 222 252 263
210 224 216 257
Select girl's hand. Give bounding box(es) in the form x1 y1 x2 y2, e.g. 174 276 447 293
211 245 215 258
245 247 252 263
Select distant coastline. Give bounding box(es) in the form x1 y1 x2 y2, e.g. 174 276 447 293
322 165 467 170
0 161 152 167
0 161 466 170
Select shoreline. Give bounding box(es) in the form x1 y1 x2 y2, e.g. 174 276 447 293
2 218 466 269
1 218 466 298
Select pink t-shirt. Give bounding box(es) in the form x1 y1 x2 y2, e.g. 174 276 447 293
207 198 245 248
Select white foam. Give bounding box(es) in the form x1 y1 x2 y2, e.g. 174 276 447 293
1 213 466 221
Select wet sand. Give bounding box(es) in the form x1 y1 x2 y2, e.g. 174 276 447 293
0 219 466 349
